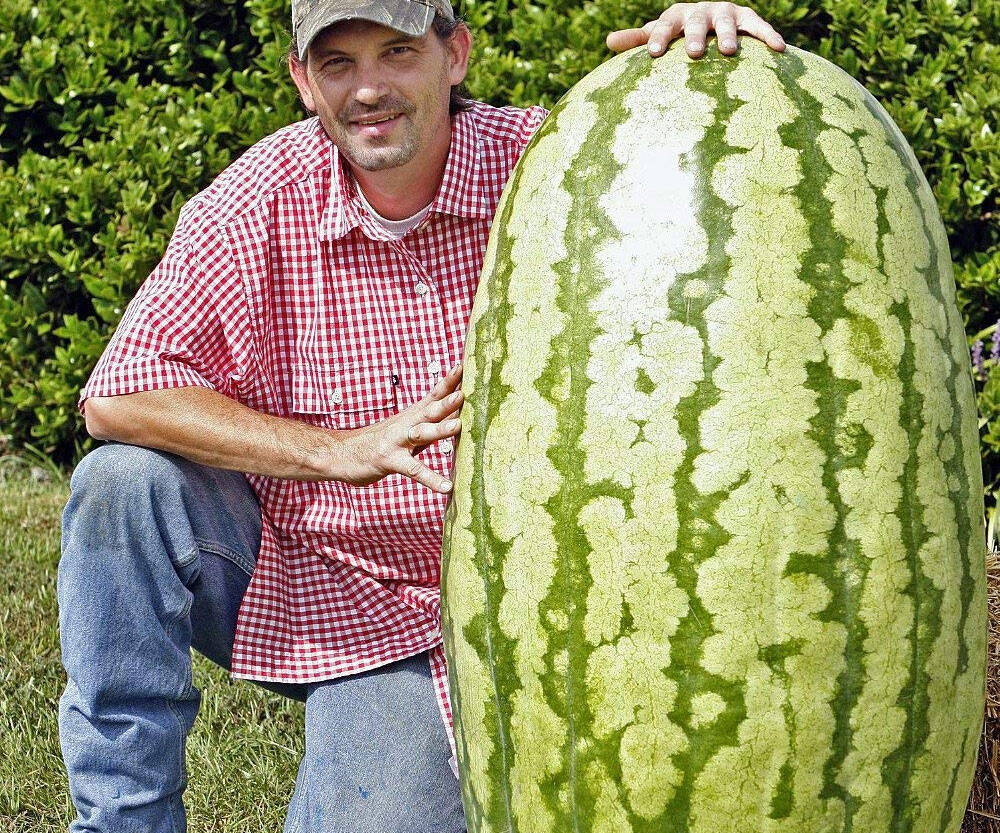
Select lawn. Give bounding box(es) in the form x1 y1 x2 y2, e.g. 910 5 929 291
0 461 305 831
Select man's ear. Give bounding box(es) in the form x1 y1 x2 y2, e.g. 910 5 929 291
288 51 318 112
446 23 472 87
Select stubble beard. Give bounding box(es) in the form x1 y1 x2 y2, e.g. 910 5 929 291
339 128 419 171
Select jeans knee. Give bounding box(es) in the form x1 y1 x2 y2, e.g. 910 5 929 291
63 441 261 582
60 443 193 587
62 443 186 565
68 441 258 525
70 442 186 503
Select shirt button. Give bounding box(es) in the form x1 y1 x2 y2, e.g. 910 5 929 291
440 439 454 454
427 359 442 375
415 281 429 296
330 389 343 405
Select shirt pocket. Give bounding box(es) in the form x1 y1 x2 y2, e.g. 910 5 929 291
291 360 398 430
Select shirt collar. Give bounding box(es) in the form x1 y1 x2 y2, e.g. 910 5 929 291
319 109 491 242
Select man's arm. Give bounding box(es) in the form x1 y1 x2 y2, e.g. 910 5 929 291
84 362 465 493
607 1 785 59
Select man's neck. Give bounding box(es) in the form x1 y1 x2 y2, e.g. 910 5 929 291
349 116 453 221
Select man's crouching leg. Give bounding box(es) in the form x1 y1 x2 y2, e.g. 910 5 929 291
284 651 466 833
57 440 265 833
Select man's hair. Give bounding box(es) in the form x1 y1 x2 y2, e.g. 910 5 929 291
287 12 474 116
430 14 474 115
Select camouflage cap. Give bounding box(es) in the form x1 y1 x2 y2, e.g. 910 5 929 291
292 0 455 60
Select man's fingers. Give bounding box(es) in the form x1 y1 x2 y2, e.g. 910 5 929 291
681 9 710 57
712 7 740 54
425 361 463 402
610 3 786 58
401 412 461 491
649 20 686 56
735 7 786 51
646 12 685 56
423 388 464 422
405 417 461 448
400 454 453 494
606 24 653 53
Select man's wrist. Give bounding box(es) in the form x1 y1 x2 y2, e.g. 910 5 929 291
298 425 367 484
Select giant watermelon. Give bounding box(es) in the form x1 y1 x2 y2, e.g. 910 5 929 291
440 38 986 833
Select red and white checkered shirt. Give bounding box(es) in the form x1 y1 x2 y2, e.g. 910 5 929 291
79 101 548 752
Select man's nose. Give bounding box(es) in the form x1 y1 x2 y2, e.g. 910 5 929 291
353 62 388 106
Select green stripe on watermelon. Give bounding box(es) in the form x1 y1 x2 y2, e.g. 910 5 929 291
657 47 751 831
539 53 670 832
795 51 984 832
442 100 568 832
772 47 868 828
870 63 988 832
444 54 647 832
562 52 726 829
795 50 928 832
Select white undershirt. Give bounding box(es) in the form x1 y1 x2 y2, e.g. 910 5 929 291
355 185 432 239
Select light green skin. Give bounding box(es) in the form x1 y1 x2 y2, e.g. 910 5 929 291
440 39 986 833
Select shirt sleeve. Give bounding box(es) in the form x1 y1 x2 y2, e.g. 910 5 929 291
520 105 550 144
79 203 255 416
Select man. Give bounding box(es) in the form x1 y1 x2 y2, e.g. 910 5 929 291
58 2 785 831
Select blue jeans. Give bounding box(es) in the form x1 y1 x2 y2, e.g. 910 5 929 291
57 441 465 833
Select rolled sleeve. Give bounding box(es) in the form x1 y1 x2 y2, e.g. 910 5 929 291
79 205 255 415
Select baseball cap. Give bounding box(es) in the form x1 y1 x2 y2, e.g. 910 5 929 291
293 0 456 60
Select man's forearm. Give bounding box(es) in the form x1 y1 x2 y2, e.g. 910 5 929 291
84 386 348 481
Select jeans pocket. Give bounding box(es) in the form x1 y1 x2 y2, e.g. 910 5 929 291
194 539 255 578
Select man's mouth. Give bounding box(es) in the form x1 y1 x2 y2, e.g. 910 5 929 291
349 113 402 137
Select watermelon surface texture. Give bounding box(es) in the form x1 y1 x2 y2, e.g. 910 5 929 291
440 39 987 833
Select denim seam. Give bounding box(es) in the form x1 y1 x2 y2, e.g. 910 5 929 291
194 538 256 577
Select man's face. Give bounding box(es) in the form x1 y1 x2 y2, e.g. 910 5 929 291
290 18 470 173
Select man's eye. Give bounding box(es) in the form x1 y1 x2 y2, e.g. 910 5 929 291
389 46 412 56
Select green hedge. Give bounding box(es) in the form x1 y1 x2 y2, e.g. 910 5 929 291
1 0 997 523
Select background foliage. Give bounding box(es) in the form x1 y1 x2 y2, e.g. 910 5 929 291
0 0 997 522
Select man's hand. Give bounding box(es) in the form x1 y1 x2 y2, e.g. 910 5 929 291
341 361 465 494
607 2 785 60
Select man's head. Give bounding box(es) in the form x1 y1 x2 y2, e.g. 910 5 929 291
288 0 472 177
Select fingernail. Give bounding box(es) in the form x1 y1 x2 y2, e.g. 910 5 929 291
441 479 453 491
447 419 461 430
649 39 664 53
722 39 736 50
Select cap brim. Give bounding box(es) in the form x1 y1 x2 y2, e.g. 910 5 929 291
296 1 436 60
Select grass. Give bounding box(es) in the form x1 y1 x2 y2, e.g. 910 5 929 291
0 460 305 831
